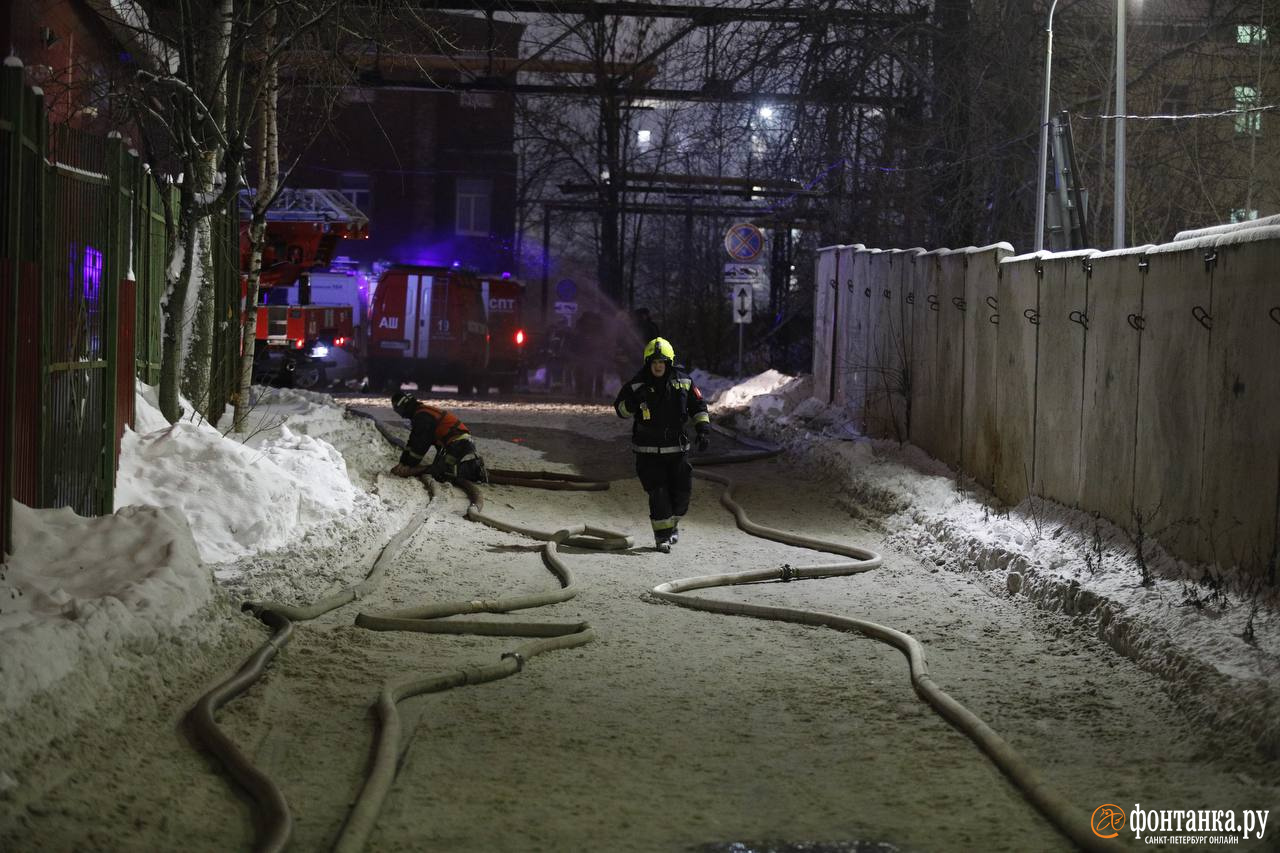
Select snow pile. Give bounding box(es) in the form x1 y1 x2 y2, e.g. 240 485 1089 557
712 369 1280 758
0 502 209 713
1 384 403 767
706 368 795 411
688 369 738 404
116 386 358 564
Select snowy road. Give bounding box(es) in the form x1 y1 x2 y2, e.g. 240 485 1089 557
1 394 1274 852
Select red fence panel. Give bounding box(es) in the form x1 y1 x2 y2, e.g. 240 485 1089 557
115 277 136 464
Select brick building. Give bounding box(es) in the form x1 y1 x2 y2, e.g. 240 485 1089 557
284 12 524 276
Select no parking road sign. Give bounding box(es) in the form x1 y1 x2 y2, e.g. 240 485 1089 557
724 223 765 262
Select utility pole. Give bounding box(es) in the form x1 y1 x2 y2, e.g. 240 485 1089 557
1114 0 1126 249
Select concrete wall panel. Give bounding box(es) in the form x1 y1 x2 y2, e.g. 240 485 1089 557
812 247 840 403
895 251 922 441
910 253 943 459
833 246 867 417
1199 241 1280 566
1034 256 1091 506
995 259 1041 504
864 252 896 437
961 247 1010 489
1133 249 1210 560
934 253 967 467
1079 254 1144 526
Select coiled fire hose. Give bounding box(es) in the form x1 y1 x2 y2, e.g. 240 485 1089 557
653 426 1124 853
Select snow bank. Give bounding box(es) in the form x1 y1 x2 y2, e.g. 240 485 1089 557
688 369 738 404
116 386 358 564
706 369 795 410
0 502 210 713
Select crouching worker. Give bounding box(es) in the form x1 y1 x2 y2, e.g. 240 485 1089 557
388 391 489 483
613 337 710 553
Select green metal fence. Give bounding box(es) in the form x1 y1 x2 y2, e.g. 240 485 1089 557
1 59 241 554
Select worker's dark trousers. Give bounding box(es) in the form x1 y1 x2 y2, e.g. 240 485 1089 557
635 452 693 542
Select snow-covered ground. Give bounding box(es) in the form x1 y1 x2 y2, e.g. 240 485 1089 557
1 374 1277 849
715 374 1280 760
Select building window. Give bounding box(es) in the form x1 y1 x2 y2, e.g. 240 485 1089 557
636 128 651 146
1234 85 1262 134
1230 208 1259 223
1160 84 1190 115
455 178 492 236
1238 24 1268 44
460 92 495 110
338 172 371 214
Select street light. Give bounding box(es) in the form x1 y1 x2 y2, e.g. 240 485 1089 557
1033 0 1061 252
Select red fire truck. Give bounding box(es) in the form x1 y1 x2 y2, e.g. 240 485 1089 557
242 191 533 394
240 189 368 388
478 274 528 393
367 265 487 392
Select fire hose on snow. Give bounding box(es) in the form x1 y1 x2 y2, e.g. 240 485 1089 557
187 492 436 853
657 438 1125 853
187 410 629 852
189 409 1122 853
331 418 630 853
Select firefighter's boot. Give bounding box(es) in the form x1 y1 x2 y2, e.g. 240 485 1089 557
668 525 679 546
655 533 672 554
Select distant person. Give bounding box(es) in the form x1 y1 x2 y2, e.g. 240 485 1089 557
613 337 710 553
388 392 489 483
569 310 607 400
633 307 660 343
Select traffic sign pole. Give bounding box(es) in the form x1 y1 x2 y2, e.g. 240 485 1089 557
738 323 744 377
723 224 762 377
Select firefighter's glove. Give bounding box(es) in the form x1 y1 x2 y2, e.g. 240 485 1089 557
430 452 461 483
695 428 711 453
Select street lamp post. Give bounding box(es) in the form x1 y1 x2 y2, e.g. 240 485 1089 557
1114 0 1127 248
1034 0 1062 252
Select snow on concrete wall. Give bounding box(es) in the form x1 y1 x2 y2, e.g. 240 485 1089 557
961 246 1009 490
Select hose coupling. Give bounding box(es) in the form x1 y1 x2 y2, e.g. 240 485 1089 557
501 651 526 672
780 563 796 583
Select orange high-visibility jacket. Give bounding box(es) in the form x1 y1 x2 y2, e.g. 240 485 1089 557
400 403 471 466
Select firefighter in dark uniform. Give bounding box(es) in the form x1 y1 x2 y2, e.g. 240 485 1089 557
389 391 489 483
613 337 711 553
